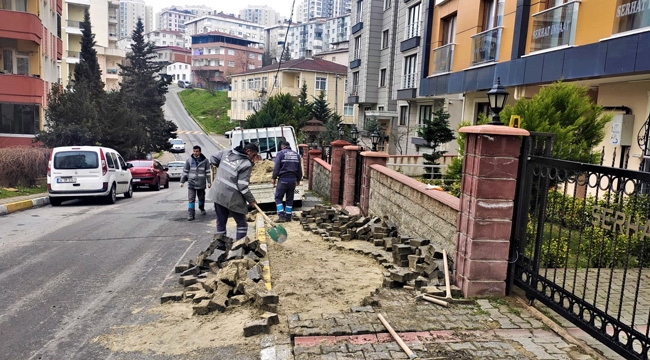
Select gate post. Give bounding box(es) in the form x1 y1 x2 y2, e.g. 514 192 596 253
342 145 362 207
308 149 322 191
455 125 529 297
329 140 351 205
360 151 389 216
298 144 309 179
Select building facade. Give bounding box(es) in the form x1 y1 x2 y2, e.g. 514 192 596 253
239 5 281 28
166 62 192 83
325 14 350 49
297 0 350 22
119 0 153 39
157 7 195 33
154 46 192 66
287 18 328 59
191 32 264 91
146 30 185 48
184 13 266 48
61 0 125 91
264 23 291 60
0 0 63 147
228 58 349 124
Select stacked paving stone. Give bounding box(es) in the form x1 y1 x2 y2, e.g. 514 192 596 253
301 205 460 293
160 234 280 337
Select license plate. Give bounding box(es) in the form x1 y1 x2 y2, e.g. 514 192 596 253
57 178 76 183
132 179 141 182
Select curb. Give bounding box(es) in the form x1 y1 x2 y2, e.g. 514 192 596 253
256 215 272 291
0 196 50 216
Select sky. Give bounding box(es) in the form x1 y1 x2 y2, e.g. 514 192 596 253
148 0 297 19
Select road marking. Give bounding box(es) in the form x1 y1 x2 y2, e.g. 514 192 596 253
256 216 272 291
176 130 203 135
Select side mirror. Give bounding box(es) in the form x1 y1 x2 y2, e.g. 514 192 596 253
126 163 134 169
163 167 168 171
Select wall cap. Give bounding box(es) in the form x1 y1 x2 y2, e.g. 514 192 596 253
459 125 529 136
314 158 332 171
344 145 362 151
331 139 352 147
361 151 390 158
308 149 323 155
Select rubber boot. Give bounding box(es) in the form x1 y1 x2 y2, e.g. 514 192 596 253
199 202 206 215
187 208 196 221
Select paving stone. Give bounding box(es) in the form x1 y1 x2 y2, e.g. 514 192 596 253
335 352 365 359
364 352 392 360
294 346 322 356
244 318 270 337
321 343 348 354
192 300 211 315
350 306 374 313
388 350 409 359
262 312 280 325
349 323 375 334
160 291 183 303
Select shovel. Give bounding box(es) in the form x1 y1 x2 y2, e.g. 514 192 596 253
253 203 288 243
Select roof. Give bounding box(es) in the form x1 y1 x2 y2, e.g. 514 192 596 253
314 48 349 56
235 58 348 76
154 46 191 53
192 31 245 40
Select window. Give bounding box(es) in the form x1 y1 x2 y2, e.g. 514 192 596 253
233 81 237 90
379 68 386 87
418 105 431 126
403 54 417 89
344 104 354 116
249 52 255 59
381 29 389 49
254 77 261 89
228 49 235 55
262 77 267 89
354 36 361 59
351 72 359 95
356 0 363 23
482 0 504 30
378 106 385 111
229 61 235 67
384 0 391 10
2 50 29 75
406 4 421 39
0 103 40 135
273 75 278 88
249 64 255 69
106 153 115 169
442 14 457 45
241 100 245 110
248 79 254 89
258 54 263 60
247 100 254 110
315 77 327 91
400 106 409 126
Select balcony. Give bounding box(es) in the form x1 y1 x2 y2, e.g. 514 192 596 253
66 20 83 35
0 73 45 104
530 0 579 53
351 22 363 34
470 27 502 66
66 50 80 64
401 21 422 52
0 10 43 45
106 68 119 78
108 33 118 41
109 15 118 24
397 73 417 99
347 84 359 104
95 47 125 58
431 43 454 74
350 49 361 69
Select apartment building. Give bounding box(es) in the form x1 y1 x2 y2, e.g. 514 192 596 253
153 46 191 65
157 7 195 33
146 30 185 47
325 14 350 49
228 58 349 124
264 23 291 60
184 13 265 47
61 0 125 90
239 5 281 28
0 0 62 147
287 18 328 59
191 32 263 91
119 0 153 39
297 0 350 22
166 62 192 83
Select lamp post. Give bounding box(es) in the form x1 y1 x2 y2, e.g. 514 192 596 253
351 126 359 145
486 78 509 125
370 130 380 151
338 123 345 139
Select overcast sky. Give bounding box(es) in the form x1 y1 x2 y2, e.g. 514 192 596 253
148 0 297 19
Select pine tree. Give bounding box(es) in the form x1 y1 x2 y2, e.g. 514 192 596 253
119 18 176 157
262 49 274 66
74 9 104 96
295 81 312 129
417 108 456 179
311 91 333 123
281 46 292 62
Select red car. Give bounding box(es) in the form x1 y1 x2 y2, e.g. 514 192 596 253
127 159 169 191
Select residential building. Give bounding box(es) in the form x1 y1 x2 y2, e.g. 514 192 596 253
191 32 264 91
333 0 351 17
297 0 349 22
184 13 265 48
314 48 349 67
153 46 192 66
166 62 192 83
146 30 185 48
264 23 291 60
239 5 281 28
325 14 350 49
157 7 196 33
228 58 349 124
0 0 63 147
287 18 328 59
119 0 153 39
61 0 126 90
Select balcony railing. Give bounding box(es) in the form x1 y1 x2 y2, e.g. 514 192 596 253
350 84 359 96
402 73 417 89
353 48 360 60
404 20 421 40
67 50 80 58
470 27 502 66
67 20 82 29
431 43 454 74
530 0 579 53
106 68 118 74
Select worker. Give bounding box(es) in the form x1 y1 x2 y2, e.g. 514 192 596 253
180 145 211 221
272 141 302 222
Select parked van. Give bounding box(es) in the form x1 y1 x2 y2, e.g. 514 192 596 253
229 126 298 159
47 146 134 206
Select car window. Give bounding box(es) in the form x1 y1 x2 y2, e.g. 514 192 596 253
106 152 115 169
53 151 99 169
110 153 120 170
171 139 183 145
117 155 127 170
168 162 184 168
129 160 154 167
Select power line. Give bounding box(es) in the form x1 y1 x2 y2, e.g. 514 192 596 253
268 0 297 99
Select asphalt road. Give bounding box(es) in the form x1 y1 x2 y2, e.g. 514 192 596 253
0 88 256 360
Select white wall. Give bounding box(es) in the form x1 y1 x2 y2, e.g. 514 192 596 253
166 62 192 83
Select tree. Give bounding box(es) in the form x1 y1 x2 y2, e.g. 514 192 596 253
500 81 610 163
281 45 292 62
294 81 312 129
119 18 176 157
234 51 253 73
194 69 218 93
245 93 299 129
390 127 408 155
262 49 274 66
319 114 342 145
311 91 333 123
74 9 104 96
417 108 456 179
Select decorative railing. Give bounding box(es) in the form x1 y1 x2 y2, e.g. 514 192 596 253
404 20 421 40
402 72 417 89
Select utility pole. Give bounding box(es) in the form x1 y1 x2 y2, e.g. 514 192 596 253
335 74 339 116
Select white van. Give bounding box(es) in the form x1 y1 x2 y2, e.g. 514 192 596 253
229 126 298 159
47 146 134 206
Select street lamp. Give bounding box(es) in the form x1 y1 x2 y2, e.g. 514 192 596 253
351 126 359 145
370 130 380 151
338 123 345 139
486 77 509 125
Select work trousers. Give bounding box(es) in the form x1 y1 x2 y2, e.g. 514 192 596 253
187 188 206 210
274 180 296 215
214 202 248 240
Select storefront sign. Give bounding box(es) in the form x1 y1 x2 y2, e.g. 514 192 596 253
613 0 650 33
530 2 578 52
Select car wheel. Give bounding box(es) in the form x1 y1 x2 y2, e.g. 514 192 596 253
124 181 133 198
153 178 160 191
164 177 169 189
106 184 117 204
50 197 63 206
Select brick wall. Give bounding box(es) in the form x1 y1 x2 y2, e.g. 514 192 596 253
312 158 332 200
367 164 460 256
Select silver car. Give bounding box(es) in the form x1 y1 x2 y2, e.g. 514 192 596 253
166 161 185 180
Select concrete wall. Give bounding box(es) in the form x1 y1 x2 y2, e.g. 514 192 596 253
312 158 332 200
368 164 460 256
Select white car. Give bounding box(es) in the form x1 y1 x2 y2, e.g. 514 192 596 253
170 139 185 153
47 146 134 206
166 161 185 180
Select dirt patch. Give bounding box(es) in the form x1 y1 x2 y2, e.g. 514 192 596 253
93 213 384 356
250 160 274 184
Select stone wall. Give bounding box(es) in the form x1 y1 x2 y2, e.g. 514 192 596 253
312 158 332 200
368 164 460 256
387 154 457 177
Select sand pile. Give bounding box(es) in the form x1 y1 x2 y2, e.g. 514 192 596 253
250 160 274 184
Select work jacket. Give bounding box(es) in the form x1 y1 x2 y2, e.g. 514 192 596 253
180 153 211 189
210 147 256 214
272 147 303 183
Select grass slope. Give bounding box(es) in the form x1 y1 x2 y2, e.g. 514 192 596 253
177 89 237 134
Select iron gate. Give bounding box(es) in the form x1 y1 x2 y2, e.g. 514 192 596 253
510 133 650 359
353 147 364 206
339 154 346 204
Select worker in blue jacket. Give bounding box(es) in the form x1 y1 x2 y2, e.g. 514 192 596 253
272 141 303 222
